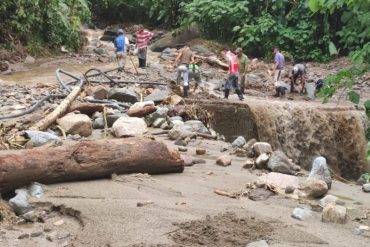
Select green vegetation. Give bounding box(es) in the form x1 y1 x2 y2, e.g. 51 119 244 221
0 0 369 63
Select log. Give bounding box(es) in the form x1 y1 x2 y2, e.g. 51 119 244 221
31 85 82 131
128 105 157 117
0 138 184 194
195 55 228 70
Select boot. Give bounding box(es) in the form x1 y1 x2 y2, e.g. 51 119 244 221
274 87 280 97
142 58 147 68
224 89 230 99
235 88 244 101
240 87 245 95
183 86 189 97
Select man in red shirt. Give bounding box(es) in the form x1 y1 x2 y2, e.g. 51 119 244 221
221 47 244 101
135 25 154 68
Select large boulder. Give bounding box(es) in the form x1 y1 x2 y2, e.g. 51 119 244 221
56 113 92 137
144 90 169 103
252 142 272 156
267 151 300 175
108 88 139 103
232 136 246 148
150 26 200 52
363 183 370 192
24 130 61 147
168 124 194 140
9 189 32 215
322 204 347 224
184 120 210 134
309 156 332 189
299 178 328 198
112 117 148 137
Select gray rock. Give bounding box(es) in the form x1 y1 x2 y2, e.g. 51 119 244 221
152 118 166 128
93 48 108 55
309 156 332 189
9 189 32 215
319 195 339 207
182 155 194 166
93 117 105 129
193 158 206 164
160 121 170 130
285 186 295 194
252 142 272 156
106 114 123 127
245 240 269 247
22 210 36 222
108 88 139 103
232 136 246 148
112 117 148 137
184 120 210 134
146 107 169 126
255 153 270 169
25 130 61 147
56 113 92 137
144 90 169 103
24 56 35 64
168 124 194 140
174 139 188 146
267 151 300 175
31 231 43 237
178 146 188 152
28 182 44 198
322 204 347 224
362 183 370 192
18 233 30 239
292 207 312 221
216 155 231 166
300 178 328 198
248 188 274 201
169 116 183 122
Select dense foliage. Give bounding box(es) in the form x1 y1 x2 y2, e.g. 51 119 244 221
0 0 369 63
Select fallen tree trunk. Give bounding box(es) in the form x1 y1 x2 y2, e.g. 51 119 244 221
31 85 82 131
0 138 184 194
195 55 228 70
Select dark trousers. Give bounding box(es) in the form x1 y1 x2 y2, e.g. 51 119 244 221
224 73 244 100
138 58 146 68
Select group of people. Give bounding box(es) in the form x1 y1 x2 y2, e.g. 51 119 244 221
114 26 323 100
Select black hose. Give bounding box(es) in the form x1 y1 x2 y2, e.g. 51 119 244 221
0 94 66 120
84 68 116 84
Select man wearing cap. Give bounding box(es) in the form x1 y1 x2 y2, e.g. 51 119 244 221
235 47 249 94
114 29 129 71
135 25 154 68
291 63 306 93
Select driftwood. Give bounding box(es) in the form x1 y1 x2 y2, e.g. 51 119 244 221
213 188 240 199
128 105 157 117
31 85 82 131
195 55 228 70
0 138 184 194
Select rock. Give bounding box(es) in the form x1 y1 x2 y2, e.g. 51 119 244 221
106 114 122 127
144 90 169 103
182 155 194 166
267 151 300 175
128 104 156 118
108 88 139 103
243 159 255 169
193 158 206 164
248 188 274 201
0 61 9 71
243 138 257 151
46 231 58 242
150 26 200 52
252 142 272 156
234 148 247 157
112 117 148 137
309 156 332 189
352 228 362 235
178 146 188 152
9 189 32 215
170 116 183 122
359 225 370 231
146 107 169 126
362 183 370 192
319 195 339 207
93 48 108 55
92 85 108 100
300 178 328 198
255 153 270 169
258 172 299 190
174 139 188 146
196 149 206 155
245 240 269 247
291 207 312 221
22 210 36 222
24 130 61 147
93 117 105 129
166 95 184 106
168 124 194 140
285 186 295 194
322 204 347 224
130 101 155 110
356 177 366 185
160 121 170 130
232 136 246 148
53 219 65 226
24 55 35 64
18 233 30 239
152 118 166 128
31 231 43 237
56 113 92 137
184 120 210 134
216 155 231 166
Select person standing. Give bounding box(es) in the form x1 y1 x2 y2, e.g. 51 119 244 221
114 29 128 72
221 47 244 101
135 25 154 68
291 63 306 94
174 45 195 97
235 48 249 94
272 47 285 82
